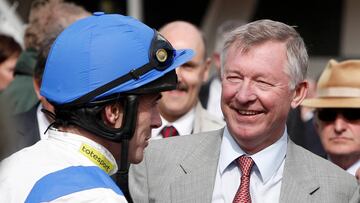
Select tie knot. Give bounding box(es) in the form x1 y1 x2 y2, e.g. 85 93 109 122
237 156 254 177
160 125 179 138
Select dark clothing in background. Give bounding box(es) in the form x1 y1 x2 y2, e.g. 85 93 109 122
9 104 41 155
199 75 213 109
287 107 326 158
0 49 38 115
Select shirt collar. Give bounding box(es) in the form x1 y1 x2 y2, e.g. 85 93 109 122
151 106 195 138
47 128 118 175
219 126 288 183
346 159 360 176
36 104 51 139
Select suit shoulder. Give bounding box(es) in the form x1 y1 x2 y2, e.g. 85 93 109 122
291 143 357 184
144 129 223 161
202 109 225 125
197 105 225 128
148 129 222 150
284 143 357 201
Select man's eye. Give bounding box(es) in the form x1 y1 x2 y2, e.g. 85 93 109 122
256 80 274 88
227 76 242 83
181 62 199 69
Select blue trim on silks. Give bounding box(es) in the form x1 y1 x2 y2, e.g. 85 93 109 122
25 166 123 203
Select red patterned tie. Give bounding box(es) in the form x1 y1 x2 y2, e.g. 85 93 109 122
233 156 254 203
160 125 179 138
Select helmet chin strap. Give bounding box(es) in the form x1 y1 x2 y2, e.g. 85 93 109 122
115 139 131 201
119 139 129 174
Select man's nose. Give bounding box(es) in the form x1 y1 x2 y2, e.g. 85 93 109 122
235 81 257 103
175 67 183 82
333 115 347 134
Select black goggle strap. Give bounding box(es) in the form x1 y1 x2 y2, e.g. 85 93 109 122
61 29 174 108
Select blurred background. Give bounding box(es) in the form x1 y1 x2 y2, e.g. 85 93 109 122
2 0 359 78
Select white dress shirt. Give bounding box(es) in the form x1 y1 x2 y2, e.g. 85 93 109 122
36 104 51 140
207 77 223 120
347 159 360 176
212 127 288 203
151 107 195 140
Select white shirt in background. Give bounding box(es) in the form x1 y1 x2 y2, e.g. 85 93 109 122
36 104 51 139
151 107 195 140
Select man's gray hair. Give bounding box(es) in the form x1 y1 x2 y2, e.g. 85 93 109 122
220 19 308 89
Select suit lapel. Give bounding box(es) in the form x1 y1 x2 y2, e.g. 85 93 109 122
170 128 223 202
280 140 320 202
193 102 224 134
193 102 204 134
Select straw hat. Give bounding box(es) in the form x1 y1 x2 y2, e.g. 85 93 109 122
301 59 360 108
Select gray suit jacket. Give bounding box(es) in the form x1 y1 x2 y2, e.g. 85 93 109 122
192 102 225 134
129 128 359 203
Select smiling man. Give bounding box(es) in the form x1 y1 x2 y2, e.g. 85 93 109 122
151 21 224 139
129 19 359 203
302 59 360 176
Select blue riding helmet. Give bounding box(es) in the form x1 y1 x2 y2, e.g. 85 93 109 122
40 12 194 106
39 13 194 176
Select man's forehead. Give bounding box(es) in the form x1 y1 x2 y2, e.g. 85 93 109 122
161 26 204 53
165 35 203 53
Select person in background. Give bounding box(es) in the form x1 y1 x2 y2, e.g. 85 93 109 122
151 21 224 139
302 59 360 176
0 0 89 115
0 13 193 202
129 19 358 203
0 33 22 91
0 102 16 160
0 34 21 156
287 77 326 157
200 20 246 120
8 0 90 156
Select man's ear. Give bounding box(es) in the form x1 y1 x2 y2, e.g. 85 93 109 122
33 78 42 100
212 52 221 74
103 103 122 126
202 57 212 83
291 81 308 109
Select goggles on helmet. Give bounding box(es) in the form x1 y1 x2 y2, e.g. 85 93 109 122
60 29 175 108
